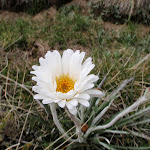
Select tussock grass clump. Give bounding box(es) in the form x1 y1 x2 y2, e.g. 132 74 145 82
92 0 150 24
93 0 150 14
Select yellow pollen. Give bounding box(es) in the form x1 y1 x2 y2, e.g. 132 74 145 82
56 75 75 93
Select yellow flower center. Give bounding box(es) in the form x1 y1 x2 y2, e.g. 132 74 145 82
56 75 75 93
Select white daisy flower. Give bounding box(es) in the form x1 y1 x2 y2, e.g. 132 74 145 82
31 49 104 115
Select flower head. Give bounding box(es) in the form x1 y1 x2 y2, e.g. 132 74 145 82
31 49 104 114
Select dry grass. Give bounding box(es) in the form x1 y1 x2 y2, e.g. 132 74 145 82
93 0 150 14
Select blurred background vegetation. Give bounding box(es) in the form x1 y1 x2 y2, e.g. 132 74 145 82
0 0 150 149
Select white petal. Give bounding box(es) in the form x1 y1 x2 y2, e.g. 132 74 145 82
79 84 94 93
78 99 90 107
75 93 90 100
80 64 95 80
52 50 62 77
30 71 36 75
39 57 45 66
34 94 47 100
69 107 77 115
32 86 41 93
66 102 74 110
32 65 39 71
31 69 52 84
32 76 38 82
69 99 78 106
55 90 76 100
44 51 51 58
82 57 92 67
68 50 85 80
85 89 105 98
32 74 56 93
62 49 74 74
78 52 85 64
54 99 61 103
83 75 99 84
44 50 62 77
67 90 76 96
42 98 53 104
74 81 81 91
56 92 72 100
32 86 56 99
58 100 66 108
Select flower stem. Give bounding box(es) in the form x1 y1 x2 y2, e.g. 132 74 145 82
65 107 83 143
49 103 74 142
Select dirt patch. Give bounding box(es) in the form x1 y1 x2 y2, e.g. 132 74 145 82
67 0 89 8
95 20 150 37
0 6 57 22
137 24 150 37
33 7 57 21
102 21 124 31
0 10 30 21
